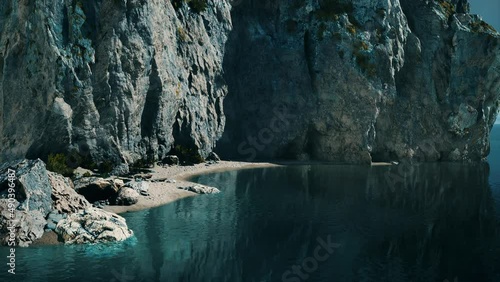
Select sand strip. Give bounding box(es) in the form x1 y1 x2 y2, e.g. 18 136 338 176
103 161 281 214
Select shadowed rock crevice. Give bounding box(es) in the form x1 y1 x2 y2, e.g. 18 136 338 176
141 57 162 138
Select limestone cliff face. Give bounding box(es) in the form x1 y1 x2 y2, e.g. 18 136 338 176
0 0 499 166
0 0 232 164
220 0 500 164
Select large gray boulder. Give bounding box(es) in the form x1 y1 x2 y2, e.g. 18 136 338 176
0 199 46 247
0 159 53 215
125 180 150 195
55 207 133 244
0 159 53 246
0 159 133 246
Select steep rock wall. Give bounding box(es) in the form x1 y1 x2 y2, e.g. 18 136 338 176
0 0 232 165
219 0 500 164
0 0 499 166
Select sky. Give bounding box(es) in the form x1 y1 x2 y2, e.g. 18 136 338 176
468 0 500 124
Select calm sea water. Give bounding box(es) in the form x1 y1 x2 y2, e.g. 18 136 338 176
2 125 500 282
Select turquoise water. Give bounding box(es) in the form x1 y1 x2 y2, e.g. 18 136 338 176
1 125 500 282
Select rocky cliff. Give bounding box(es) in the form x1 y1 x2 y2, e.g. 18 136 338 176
0 0 232 165
220 0 500 164
0 0 499 166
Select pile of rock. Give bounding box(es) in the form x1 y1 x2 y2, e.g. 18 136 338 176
55 207 133 244
0 159 134 247
73 176 152 207
160 155 179 166
179 184 221 194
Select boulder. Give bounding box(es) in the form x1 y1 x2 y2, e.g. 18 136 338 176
0 159 53 246
125 180 150 194
0 159 133 246
55 208 133 244
113 179 125 189
0 199 46 247
72 167 94 179
73 177 119 202
49 172 90 213
45 210 67 231
0 159 53 215
162 155 179 166
180 185 221 194
113 188 139 206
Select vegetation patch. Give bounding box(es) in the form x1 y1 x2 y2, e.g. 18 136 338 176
435 0 455 19
47 153 74 177
353 40 376 77
98 160 114 173
346 24 356 35
470 20 497 33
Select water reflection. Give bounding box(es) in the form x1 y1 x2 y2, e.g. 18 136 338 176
1 161 499 282
187 162 499 282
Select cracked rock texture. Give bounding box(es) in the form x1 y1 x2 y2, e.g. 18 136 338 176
219 0 500 163
0 0 499 165
0 0 232 165
0 159 132 246
55 207 133 244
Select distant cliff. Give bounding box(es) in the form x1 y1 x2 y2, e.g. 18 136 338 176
0 0 499 167
220 0 500 163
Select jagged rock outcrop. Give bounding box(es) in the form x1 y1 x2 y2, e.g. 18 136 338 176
219 0 500 163
0 159 133 246
55 207 133 244
0 0 232 165
49 171 90 213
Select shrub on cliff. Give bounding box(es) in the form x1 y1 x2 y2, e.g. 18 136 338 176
47 153 74 177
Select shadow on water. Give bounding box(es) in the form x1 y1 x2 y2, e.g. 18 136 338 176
181 161 500 282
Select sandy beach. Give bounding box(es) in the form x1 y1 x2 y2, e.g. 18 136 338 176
103 160 391 214
103 161 282 214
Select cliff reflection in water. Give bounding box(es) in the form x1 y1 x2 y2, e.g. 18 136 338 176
6 161 498 282
185 162 499 282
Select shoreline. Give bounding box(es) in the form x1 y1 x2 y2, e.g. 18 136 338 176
33 160 391 246
104 160 392 214
103 161 283 214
